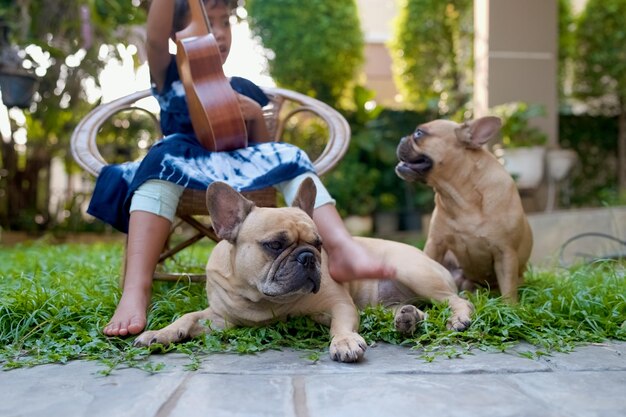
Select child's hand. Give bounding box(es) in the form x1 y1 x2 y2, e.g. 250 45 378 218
236 94 271 142
237 94 264 123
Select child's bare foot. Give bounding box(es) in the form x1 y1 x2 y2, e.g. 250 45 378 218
103 286 150 337
326 239 396 282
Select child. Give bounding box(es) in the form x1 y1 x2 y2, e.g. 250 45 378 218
89 0 394 337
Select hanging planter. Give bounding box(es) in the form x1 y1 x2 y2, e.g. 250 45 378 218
0 11 39 109
0 67 38 109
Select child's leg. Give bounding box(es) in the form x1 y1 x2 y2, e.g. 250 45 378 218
103 180 183 336
103 211 170 336
276 173 395 282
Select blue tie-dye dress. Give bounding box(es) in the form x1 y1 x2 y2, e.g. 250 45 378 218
87 58 315 233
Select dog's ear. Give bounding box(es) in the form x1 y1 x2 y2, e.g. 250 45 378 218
455 116 502 148
206 182 255 243
292 177 316 218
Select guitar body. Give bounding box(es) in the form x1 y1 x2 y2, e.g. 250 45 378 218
175 0 247 152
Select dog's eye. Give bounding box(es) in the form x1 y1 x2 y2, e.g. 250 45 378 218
412 129 425 140
263 241 284 251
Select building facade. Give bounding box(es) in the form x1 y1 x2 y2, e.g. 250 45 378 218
358 0 560 145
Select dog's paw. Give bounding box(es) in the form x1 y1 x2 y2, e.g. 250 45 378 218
133 328 187 348
446 312 472 332
133 330 161 348
446 317 471 332
445 297 473 332
394 305 425 335
329 332 367 363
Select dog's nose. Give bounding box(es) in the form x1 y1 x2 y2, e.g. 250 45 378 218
296 251 316 269
397 136 411 160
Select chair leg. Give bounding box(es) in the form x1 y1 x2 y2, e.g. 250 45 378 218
158 231 205 263
179 215 220 241
152 271 207 282
153 215 220 282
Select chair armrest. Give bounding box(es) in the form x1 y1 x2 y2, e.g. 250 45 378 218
71 89 157 176
261 87 350 176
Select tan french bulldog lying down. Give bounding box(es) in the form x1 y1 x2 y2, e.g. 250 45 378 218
135 179 473 362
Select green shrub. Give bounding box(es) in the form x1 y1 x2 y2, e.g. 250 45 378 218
246 0 363 108
559 114 620 206
389 0 473 115
491 102 548 148
325 90 435 218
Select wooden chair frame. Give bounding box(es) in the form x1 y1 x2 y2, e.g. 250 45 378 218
71 87 350 281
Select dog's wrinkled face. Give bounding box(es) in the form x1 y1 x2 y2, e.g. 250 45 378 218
236 207 323 299
206 178 322 301
395 119 462 184
395 117 502 184
395 127 434 183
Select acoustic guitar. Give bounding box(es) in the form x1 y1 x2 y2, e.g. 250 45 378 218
175 0 248 151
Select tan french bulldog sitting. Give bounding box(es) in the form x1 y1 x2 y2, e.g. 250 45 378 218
396 116 533 302
135 179 473 363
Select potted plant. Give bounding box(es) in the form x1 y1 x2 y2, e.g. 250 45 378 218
491 102 548 190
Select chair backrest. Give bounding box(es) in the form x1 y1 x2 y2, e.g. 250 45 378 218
71 86 350 222
70 87 350 179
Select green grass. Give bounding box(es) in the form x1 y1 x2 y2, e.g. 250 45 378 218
0 240 624 373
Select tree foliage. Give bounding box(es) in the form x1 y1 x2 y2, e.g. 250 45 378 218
0 0 147 230
246 0 364 108
1 0 146 111
572 0 626 110
558 0 575 103
572 0 626 191
388 0 473 115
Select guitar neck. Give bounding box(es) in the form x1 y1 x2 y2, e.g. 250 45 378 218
180 0 213 39
195 0 213 34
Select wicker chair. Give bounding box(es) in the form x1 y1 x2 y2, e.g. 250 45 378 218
70 87 350 281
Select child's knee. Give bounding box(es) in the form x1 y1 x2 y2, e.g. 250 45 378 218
130 180 184 222
275 173 335 208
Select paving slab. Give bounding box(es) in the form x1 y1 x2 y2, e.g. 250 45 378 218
1 341 625 417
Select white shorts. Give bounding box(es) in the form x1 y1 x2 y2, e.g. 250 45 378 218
129 173 334 222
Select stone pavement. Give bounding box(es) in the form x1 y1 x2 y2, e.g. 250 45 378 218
1 341 625 417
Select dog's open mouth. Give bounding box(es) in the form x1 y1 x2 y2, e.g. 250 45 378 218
404 155 432 171
395 154 433 181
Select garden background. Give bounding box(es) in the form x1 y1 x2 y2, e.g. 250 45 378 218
0 0 624 237
0 0 624 370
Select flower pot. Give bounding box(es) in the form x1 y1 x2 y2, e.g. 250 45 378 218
547 148 578 182
501 146 546 190
344 215 373 236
